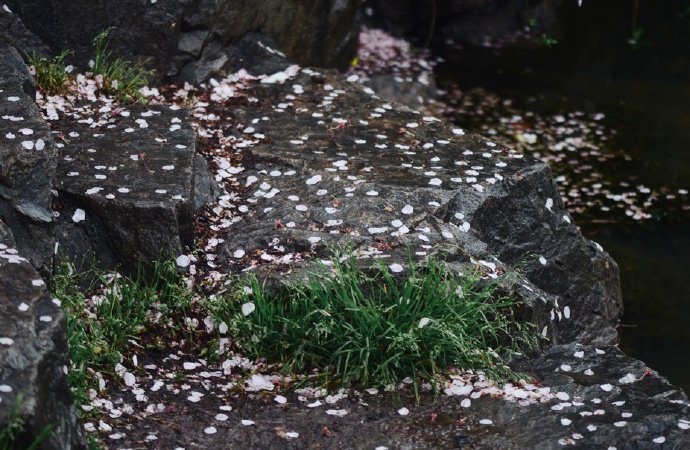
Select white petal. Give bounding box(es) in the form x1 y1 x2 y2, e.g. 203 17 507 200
389 263 403 273
123 372 136 387
306 175 322 185
418 317 431 329
242 302 256 316
175 255 190 267
618 373 636 384
72 209 86 223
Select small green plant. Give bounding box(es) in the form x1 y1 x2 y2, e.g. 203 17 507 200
86 435 104 450
28 50 72 95
91 28 154 103
211 255 539 397
52 260 193 405
627 28 644 47
0 394 53 450
541 34 559 47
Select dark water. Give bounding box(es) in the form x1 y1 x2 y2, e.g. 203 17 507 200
436 1 690 391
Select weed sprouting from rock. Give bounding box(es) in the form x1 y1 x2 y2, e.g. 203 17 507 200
28 50 72 95
91 28 154 103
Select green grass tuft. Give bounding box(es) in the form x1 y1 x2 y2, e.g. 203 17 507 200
52 260 194 407
91 28 154 103
210 254 539 396
28 50 71 95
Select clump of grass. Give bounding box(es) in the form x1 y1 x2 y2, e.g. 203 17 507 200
541 34 559 47
0 393 53 450
28 50 72 95
91 28 154 103
211 255 539 395
52 260 194 406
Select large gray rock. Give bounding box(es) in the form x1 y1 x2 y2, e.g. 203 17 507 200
0 245 85 450
53 102 219 273
6 0 360 82
469 163 623 345
205 69 621 346
0 45 56 268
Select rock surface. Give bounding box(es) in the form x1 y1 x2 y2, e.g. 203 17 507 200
0 244 85 450
88 344 690 449
7 0 361 82
53 101 217 273
494 344 690 449
197 68 621 346
0 45 56 268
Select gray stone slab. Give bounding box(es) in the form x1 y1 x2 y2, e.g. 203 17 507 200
54 103 209 272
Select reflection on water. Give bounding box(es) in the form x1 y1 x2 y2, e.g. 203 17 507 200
428 85 689 222
433 0 690 391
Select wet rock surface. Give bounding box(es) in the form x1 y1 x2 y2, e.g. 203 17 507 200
53 102 217 272
0 244 85 450
0 45 56 267
7 0 360 81
203 69 621 347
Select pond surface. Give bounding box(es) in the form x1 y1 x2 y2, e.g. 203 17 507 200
434 0 690 392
